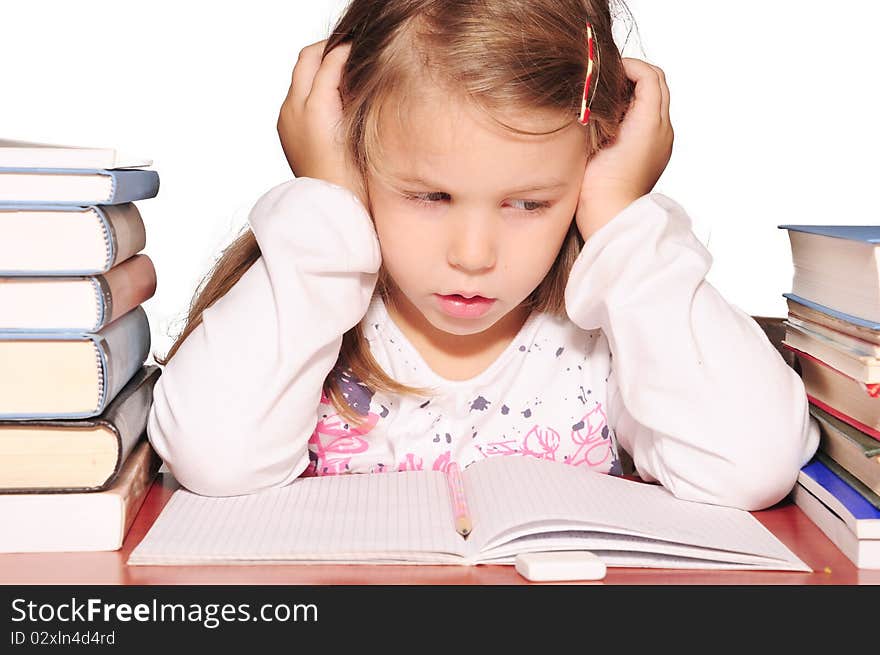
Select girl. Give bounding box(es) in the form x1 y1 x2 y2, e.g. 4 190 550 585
148 0 818 510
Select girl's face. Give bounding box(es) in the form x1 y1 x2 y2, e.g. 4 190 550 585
367 85 588 339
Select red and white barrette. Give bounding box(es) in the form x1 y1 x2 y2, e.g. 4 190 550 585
578 21 599 125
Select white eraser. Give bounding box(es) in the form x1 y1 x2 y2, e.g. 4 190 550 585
515 551 607 582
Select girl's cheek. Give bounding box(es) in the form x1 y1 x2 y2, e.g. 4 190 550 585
374 217 431 271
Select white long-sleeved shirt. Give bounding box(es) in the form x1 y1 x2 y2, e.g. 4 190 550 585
147 177 819 510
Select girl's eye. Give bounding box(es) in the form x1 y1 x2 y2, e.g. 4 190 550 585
404 192 450 205
508 199 551 213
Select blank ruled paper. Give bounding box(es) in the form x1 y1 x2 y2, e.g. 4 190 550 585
128 470 467 565
463 457 808 569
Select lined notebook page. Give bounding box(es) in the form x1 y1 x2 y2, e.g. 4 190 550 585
463 457 808 569
128 470 466 565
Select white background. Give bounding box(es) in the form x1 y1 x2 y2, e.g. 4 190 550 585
3 0 878 359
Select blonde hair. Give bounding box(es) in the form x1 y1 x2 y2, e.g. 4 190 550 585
156 0 635 427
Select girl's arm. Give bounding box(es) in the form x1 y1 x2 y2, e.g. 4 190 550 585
564 193 819 511
147 178 381 496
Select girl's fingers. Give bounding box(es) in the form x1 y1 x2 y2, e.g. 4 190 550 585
307 42 353 112
288 39 328 108
646 63 671 126
620 58 664 124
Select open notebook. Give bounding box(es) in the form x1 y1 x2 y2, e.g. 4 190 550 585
128 457 810 571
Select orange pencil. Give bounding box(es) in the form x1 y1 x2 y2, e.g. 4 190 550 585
446 463 472 538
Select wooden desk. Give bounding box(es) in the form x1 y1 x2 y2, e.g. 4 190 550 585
1 472 878 585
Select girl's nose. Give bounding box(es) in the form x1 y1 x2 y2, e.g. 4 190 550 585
446 214 497 273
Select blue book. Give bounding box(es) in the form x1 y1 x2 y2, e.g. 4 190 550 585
0 306 150 420
798 455 880 539
779 224 880 325
778 225 880 242
783 294 880 331
0 167 159 206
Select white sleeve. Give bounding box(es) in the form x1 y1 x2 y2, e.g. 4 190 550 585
564 193 819 510
147 177 381 496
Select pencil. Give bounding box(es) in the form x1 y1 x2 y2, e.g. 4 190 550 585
446 462 472 539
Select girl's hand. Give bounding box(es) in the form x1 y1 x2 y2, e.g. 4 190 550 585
575 58 674 240
277 40 364 204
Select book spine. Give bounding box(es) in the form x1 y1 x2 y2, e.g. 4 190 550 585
106 170 160 205
99 366 161 487
95 254 157 327
118 441 163 548
96 205 113 270
92 332 105 416
91 277 106 332
96 204 146 269
92 306 150 414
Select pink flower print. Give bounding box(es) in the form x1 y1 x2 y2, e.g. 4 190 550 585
432 451 452 473
398 453 424 472
568 403 611 469
581 440 612 468
521 425 560 461
399 451 454 473
477 440 521 458
308 411 378 476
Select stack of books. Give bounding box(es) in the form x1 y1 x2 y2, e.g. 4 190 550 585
779 224 880 569
0 139 163 552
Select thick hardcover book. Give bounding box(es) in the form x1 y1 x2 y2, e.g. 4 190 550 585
128 456 809 571
810 404 880 495
0 167 159 205
0 365 160 491
0 139 152 170
0 203 146 275
0 439 161 553
0 254 157 332
0 306 150 419
798 456 880 538
779 224 880 324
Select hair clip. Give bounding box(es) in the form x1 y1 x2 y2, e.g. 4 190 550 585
578 21 599 125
